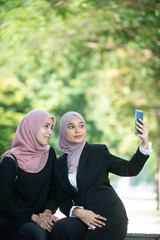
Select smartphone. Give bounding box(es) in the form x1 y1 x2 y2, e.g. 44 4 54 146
135 109 143 134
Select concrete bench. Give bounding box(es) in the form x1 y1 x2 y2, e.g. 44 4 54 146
1 233 160 240
125 233 160 240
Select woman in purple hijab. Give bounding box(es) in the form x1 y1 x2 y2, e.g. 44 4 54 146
53 111 152 240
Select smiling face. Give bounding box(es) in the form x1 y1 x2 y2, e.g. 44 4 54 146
36 118 54 146
65 115 86 144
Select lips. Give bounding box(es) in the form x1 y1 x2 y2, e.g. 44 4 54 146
45 137 50 141
74 135 82 139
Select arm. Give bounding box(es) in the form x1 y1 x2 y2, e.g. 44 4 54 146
55 161 107 230
38 149 59 228
55 175 106 230
39 168 59 226
0 157 35 218
106 121 151 176
0 157 58 232
43 152 58 214
136 119 153 153
55 177 74 216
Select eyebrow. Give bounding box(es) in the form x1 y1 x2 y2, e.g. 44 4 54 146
67 121 84 126
44 122 53 126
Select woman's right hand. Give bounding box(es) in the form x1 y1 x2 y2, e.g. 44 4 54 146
39 209 59 222
72 208 107 230
31 214 53 232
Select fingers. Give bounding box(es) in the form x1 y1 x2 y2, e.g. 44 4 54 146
39 213 44 218
88 220 104 229
88 223 96 230
37 216 54 232
41 222 52 232
38 213 59 232
39 211 52 218
136 119 144 132
87 213 107 230
95 214 107 221
135 119 148 138
93 214 107 228
77 209 107 230
52 214 59 222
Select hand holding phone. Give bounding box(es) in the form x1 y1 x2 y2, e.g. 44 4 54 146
135 109 143 134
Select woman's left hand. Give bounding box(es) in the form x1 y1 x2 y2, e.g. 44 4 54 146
135 119 148 150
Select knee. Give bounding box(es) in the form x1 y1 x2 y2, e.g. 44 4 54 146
32 228 47 240
18 222 47 240
51 217 86 239
53 218 70 234
17 229 47 240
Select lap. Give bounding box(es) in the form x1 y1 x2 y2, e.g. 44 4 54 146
50 217 87 240
0 217 27 240
51 217 127 240
83 222 128 240
17 222 48 240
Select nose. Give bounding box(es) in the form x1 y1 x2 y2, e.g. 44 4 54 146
48 127 53 136
75 126 80 133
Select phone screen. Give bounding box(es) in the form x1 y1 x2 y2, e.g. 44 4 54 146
135 109 143 134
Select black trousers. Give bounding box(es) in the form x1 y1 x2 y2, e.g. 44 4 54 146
50 217 128 240
16 222 48 240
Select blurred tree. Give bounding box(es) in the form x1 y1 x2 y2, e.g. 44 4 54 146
0 130 11 160
0 0 159 206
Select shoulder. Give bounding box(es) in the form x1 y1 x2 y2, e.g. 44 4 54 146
0 156 17 176
85 143 107 152
80 142 109 158
0 155 16 167
56 153 66 162
49 146 56 159
55 153 67 169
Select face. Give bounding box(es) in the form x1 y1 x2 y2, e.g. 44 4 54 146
65 115 86 143
36 118 54 146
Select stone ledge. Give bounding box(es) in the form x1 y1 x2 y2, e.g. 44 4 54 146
125 233 160 240
1 233 160 240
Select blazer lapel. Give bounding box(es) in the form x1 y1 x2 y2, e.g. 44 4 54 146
76 142 91 192
59 154 80 194
58 143 92 194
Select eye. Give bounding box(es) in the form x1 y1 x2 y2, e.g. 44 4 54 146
44 124 49 128
80 124 84 128
68 125 74 129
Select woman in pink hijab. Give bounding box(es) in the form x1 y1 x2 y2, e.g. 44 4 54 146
0 110 58 240
53 111 152 240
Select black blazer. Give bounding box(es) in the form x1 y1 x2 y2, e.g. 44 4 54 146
55 143 149 230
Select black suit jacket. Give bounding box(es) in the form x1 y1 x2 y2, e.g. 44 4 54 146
55 143 149 230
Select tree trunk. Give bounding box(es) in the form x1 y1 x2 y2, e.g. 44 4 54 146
156 110 160 210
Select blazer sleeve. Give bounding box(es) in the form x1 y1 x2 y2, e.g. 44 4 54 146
43 148 58 214
55 178 76 216
103 145 150 176
54 155 78 216
44 175 58 214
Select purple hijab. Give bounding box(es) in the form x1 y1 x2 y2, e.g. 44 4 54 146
58 111 86 173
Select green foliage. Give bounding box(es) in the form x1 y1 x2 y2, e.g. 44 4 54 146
0 0 159 184
0 130 12 161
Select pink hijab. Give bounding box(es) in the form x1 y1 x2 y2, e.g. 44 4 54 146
59 111 86 173
2 110 56 173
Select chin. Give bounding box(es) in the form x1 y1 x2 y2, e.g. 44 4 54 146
75 140 84 143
